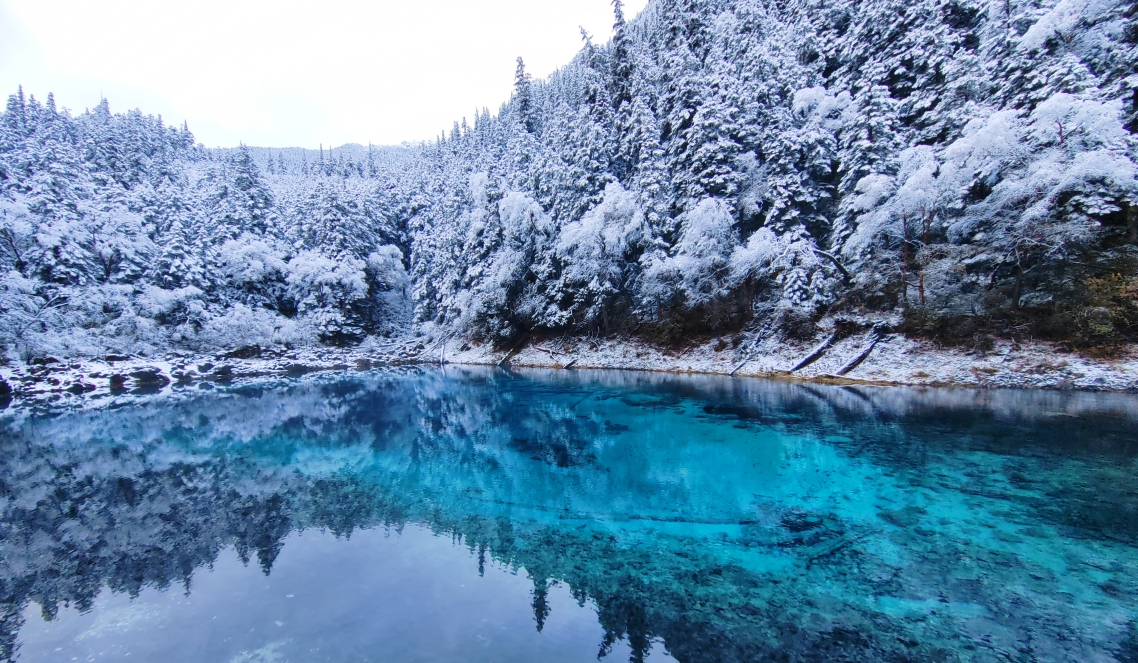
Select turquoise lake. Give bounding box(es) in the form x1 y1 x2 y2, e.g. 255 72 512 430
2 367 1137 662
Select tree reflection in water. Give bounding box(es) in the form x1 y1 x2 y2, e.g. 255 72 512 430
2 367 1137 662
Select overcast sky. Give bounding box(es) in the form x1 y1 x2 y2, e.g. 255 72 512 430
0 0 648 148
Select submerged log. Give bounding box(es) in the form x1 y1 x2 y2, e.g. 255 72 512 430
804 529 875 568
569 390 594 409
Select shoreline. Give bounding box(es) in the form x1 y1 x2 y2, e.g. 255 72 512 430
2 332 1136 412
442 331 1138 393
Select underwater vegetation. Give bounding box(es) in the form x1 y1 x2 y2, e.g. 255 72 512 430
1 368 1137 662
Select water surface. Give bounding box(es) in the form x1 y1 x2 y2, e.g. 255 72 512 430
2 368 1137 662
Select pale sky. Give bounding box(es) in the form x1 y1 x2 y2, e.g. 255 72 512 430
0 0 648 148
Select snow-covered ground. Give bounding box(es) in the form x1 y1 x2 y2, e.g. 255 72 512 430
0 341 425 412
444 332 1138 392
2 333 1135 412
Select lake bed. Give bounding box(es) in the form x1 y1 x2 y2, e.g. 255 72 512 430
3 368 1137 662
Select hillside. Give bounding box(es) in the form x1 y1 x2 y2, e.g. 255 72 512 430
1 0 1136 370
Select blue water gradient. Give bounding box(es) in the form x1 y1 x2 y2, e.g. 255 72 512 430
2 367 1137 662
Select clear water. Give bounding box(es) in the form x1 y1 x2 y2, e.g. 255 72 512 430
2 367 1137 663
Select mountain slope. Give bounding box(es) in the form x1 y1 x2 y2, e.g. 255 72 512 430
1 0 1136 363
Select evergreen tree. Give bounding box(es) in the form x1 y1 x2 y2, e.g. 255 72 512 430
514 57 536 133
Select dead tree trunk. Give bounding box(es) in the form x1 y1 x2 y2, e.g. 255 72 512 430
812 249 852 285
497 336 528 366
791 330 840 373
836 331 886 376
1127 202 1137 244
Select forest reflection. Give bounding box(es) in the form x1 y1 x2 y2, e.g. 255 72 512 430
2 368 1137 662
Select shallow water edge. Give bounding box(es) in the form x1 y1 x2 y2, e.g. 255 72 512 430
1 332 1137 414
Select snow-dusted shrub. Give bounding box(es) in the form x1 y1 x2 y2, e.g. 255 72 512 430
134 285 207 344
642 198 739 308
218 235 287 286
285 250 368 338
366 245 411 333
455 191 554 340
555 183 646 325
367 245 408 293
195 303 317 350
0 196 39 275
1019 0 1116 51
62 284 166 356
0 270 55 359
731 226 831 312
2 284 167 359
77 206 155 284
844 145 948 259
791 87 851 126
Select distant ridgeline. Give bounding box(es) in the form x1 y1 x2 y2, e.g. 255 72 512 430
2 0 1137 359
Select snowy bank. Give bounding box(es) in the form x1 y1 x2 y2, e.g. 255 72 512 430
444 332 1138 393
2 333 1135 413
0 339 431 412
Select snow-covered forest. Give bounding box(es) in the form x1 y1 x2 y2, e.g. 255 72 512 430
2 0 1136 360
